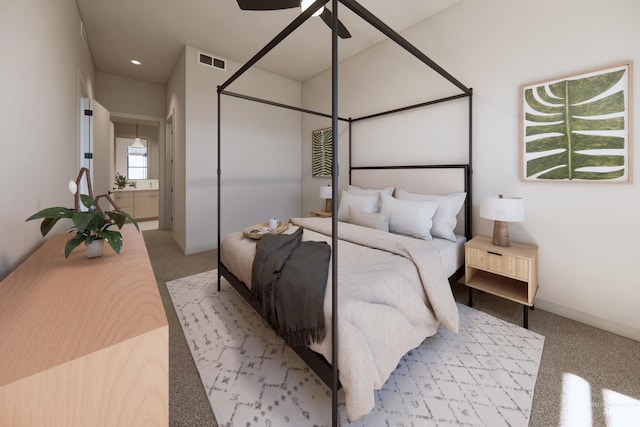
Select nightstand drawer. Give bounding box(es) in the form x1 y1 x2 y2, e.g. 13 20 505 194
466 247 529 280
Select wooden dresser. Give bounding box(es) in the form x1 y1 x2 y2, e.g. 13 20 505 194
0 225 168 426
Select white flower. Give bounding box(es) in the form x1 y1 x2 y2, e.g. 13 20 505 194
68 180 78 195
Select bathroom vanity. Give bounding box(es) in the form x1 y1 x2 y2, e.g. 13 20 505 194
113 180 159 220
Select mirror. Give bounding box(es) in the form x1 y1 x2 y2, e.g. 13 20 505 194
115 137 147 180
112 121 160 189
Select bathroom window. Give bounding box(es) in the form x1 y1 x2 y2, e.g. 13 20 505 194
127 144 147 180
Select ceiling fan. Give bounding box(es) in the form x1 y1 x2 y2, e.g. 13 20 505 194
236 0 352 39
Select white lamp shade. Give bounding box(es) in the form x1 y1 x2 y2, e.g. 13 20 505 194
130 137 145 149
319 185 332 199
480 195 524 222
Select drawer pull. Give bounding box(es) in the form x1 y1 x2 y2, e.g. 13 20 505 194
488 251 502 256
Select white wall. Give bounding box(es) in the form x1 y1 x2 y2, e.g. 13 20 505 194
96 72 166 225
167 46 303 255
302 0 640 340
96 71 166 118
0 0 95 280
166 48 187 251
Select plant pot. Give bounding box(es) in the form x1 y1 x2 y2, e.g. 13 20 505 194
85 239 104 258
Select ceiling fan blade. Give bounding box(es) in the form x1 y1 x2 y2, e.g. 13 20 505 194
236 0 299 11
319 8 352 39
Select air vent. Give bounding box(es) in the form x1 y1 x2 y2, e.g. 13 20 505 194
198 52 226 71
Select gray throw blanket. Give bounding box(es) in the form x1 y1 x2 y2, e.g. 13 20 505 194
251 227 331 346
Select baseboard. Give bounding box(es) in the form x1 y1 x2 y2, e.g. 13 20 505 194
173 236 187 255
535 298 640 342
184 242 218 256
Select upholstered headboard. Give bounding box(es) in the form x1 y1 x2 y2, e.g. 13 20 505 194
350 166 470 237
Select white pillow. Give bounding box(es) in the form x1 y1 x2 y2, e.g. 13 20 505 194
380 194 438 240
349 207 390 232
347 185 394 196
395 189 466 241
348 185 394 211
337 191 379 222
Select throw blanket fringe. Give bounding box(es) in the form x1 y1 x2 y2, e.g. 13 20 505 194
251 227 331 346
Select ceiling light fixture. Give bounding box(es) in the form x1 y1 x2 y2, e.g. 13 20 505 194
130 59 141 65
130 121 145 149
300 0 324 17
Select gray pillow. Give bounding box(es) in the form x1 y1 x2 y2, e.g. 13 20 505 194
349 207 390 232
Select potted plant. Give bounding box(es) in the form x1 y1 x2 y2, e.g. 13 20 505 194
114 172 128 189
26 172 139 258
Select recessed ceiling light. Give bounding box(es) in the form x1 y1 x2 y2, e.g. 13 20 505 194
131 59 141 65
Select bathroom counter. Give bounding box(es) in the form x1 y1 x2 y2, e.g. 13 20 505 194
113 189 159 220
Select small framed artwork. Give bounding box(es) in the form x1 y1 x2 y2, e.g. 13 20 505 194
521 61 632 183
312 127 333 178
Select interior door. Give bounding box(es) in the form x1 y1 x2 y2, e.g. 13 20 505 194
79 97 112 199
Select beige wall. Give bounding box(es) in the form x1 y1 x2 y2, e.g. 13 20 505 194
181 45 302 254
166 48 187 251
96 71 166 118
96 71 166 226
0 0 95 280
302 0 640 340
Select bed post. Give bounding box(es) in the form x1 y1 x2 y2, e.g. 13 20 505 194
467 92 473 239
217 88 222 291
331 0 339 425
216 2 472 424
348 118 352 184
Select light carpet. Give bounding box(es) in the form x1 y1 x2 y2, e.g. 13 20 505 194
167 270 545 426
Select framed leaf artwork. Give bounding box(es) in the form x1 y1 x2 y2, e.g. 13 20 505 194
312 127 333 178
521 62 632 183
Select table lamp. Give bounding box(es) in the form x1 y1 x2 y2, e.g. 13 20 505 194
479 194 524 247
319 185 332 212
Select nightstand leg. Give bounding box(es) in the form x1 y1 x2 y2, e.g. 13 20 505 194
468 288 473 307
523 305 528 329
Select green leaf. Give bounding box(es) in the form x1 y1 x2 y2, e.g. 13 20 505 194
40 217 61 237
25 207 74 221
72 211 96 233
107 210 139 231
80 194 97 209
312 128 333 177
64 236 85 258
524 67 627 180
101 230 123 254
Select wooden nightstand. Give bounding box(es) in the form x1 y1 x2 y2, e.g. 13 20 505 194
310 210 332 218
464 235 538 328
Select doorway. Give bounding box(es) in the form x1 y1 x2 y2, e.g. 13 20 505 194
110 115 165 231
79 97 112 198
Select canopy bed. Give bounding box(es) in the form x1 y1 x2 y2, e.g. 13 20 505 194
217 1 472 424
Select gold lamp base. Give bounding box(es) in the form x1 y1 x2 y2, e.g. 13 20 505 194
492 220 511 247
324 198 333 213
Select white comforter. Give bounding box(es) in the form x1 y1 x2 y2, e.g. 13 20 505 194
220 217 459 421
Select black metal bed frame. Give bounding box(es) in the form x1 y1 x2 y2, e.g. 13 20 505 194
216 1 472 425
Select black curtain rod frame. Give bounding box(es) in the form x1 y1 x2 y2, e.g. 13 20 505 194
220 89 351 122
217 1 471 425
220 89 471 125
329 2 340 424
218 0 471 98
351 92 471 122
340 0 471 95
218 0 328 94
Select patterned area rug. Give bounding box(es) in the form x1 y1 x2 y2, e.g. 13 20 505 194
166 270 545 426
